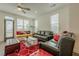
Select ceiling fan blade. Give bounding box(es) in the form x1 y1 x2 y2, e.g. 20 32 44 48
17 5 23 9
23 8 31 11
17 5 31 11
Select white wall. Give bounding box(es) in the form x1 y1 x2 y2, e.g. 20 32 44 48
37 6 70 33
37 15 51 31
69 4 79 53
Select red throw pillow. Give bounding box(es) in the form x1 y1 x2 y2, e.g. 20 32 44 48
16 31 20 35
16 31 25 35
53 34 60 42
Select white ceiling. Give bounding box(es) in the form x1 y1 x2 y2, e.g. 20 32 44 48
0 3 68 18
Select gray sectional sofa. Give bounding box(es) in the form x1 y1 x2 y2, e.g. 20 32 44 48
40 36 75 56
33 31 53 42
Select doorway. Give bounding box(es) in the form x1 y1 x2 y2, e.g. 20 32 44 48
4 16 14 41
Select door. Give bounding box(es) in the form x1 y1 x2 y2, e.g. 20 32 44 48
4 17 14 41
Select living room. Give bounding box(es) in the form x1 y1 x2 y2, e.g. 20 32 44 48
0 3 79 56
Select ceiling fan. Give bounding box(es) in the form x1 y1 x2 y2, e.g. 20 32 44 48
17 3 31 14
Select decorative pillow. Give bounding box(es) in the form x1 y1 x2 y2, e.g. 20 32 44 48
16 31 25 35
53 34 60 42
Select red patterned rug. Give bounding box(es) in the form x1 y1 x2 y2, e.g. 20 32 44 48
30 49 52 56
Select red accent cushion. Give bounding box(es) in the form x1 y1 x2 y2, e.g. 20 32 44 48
16 31 25 35
53 34 60 42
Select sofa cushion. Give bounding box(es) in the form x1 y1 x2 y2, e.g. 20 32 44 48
44 32 49 36
40 31 45 35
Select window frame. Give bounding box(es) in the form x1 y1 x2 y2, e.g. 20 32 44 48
50 14 59 33
4 16 14 41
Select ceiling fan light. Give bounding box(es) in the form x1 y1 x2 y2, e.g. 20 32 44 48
17 7 22 11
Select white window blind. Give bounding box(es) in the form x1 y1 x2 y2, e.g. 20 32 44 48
16 19 24 31
24 20 29 31
35 20 38 32
51 14 59 33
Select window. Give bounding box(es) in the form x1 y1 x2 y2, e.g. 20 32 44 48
24 20 29 31
16 19 30 31
16 19 38 32
4 16 14 40
51 14 59 33
6 20 13 37
35 20 38 32
16 19 24 31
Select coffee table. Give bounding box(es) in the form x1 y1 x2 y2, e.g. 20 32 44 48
25 37 38 47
